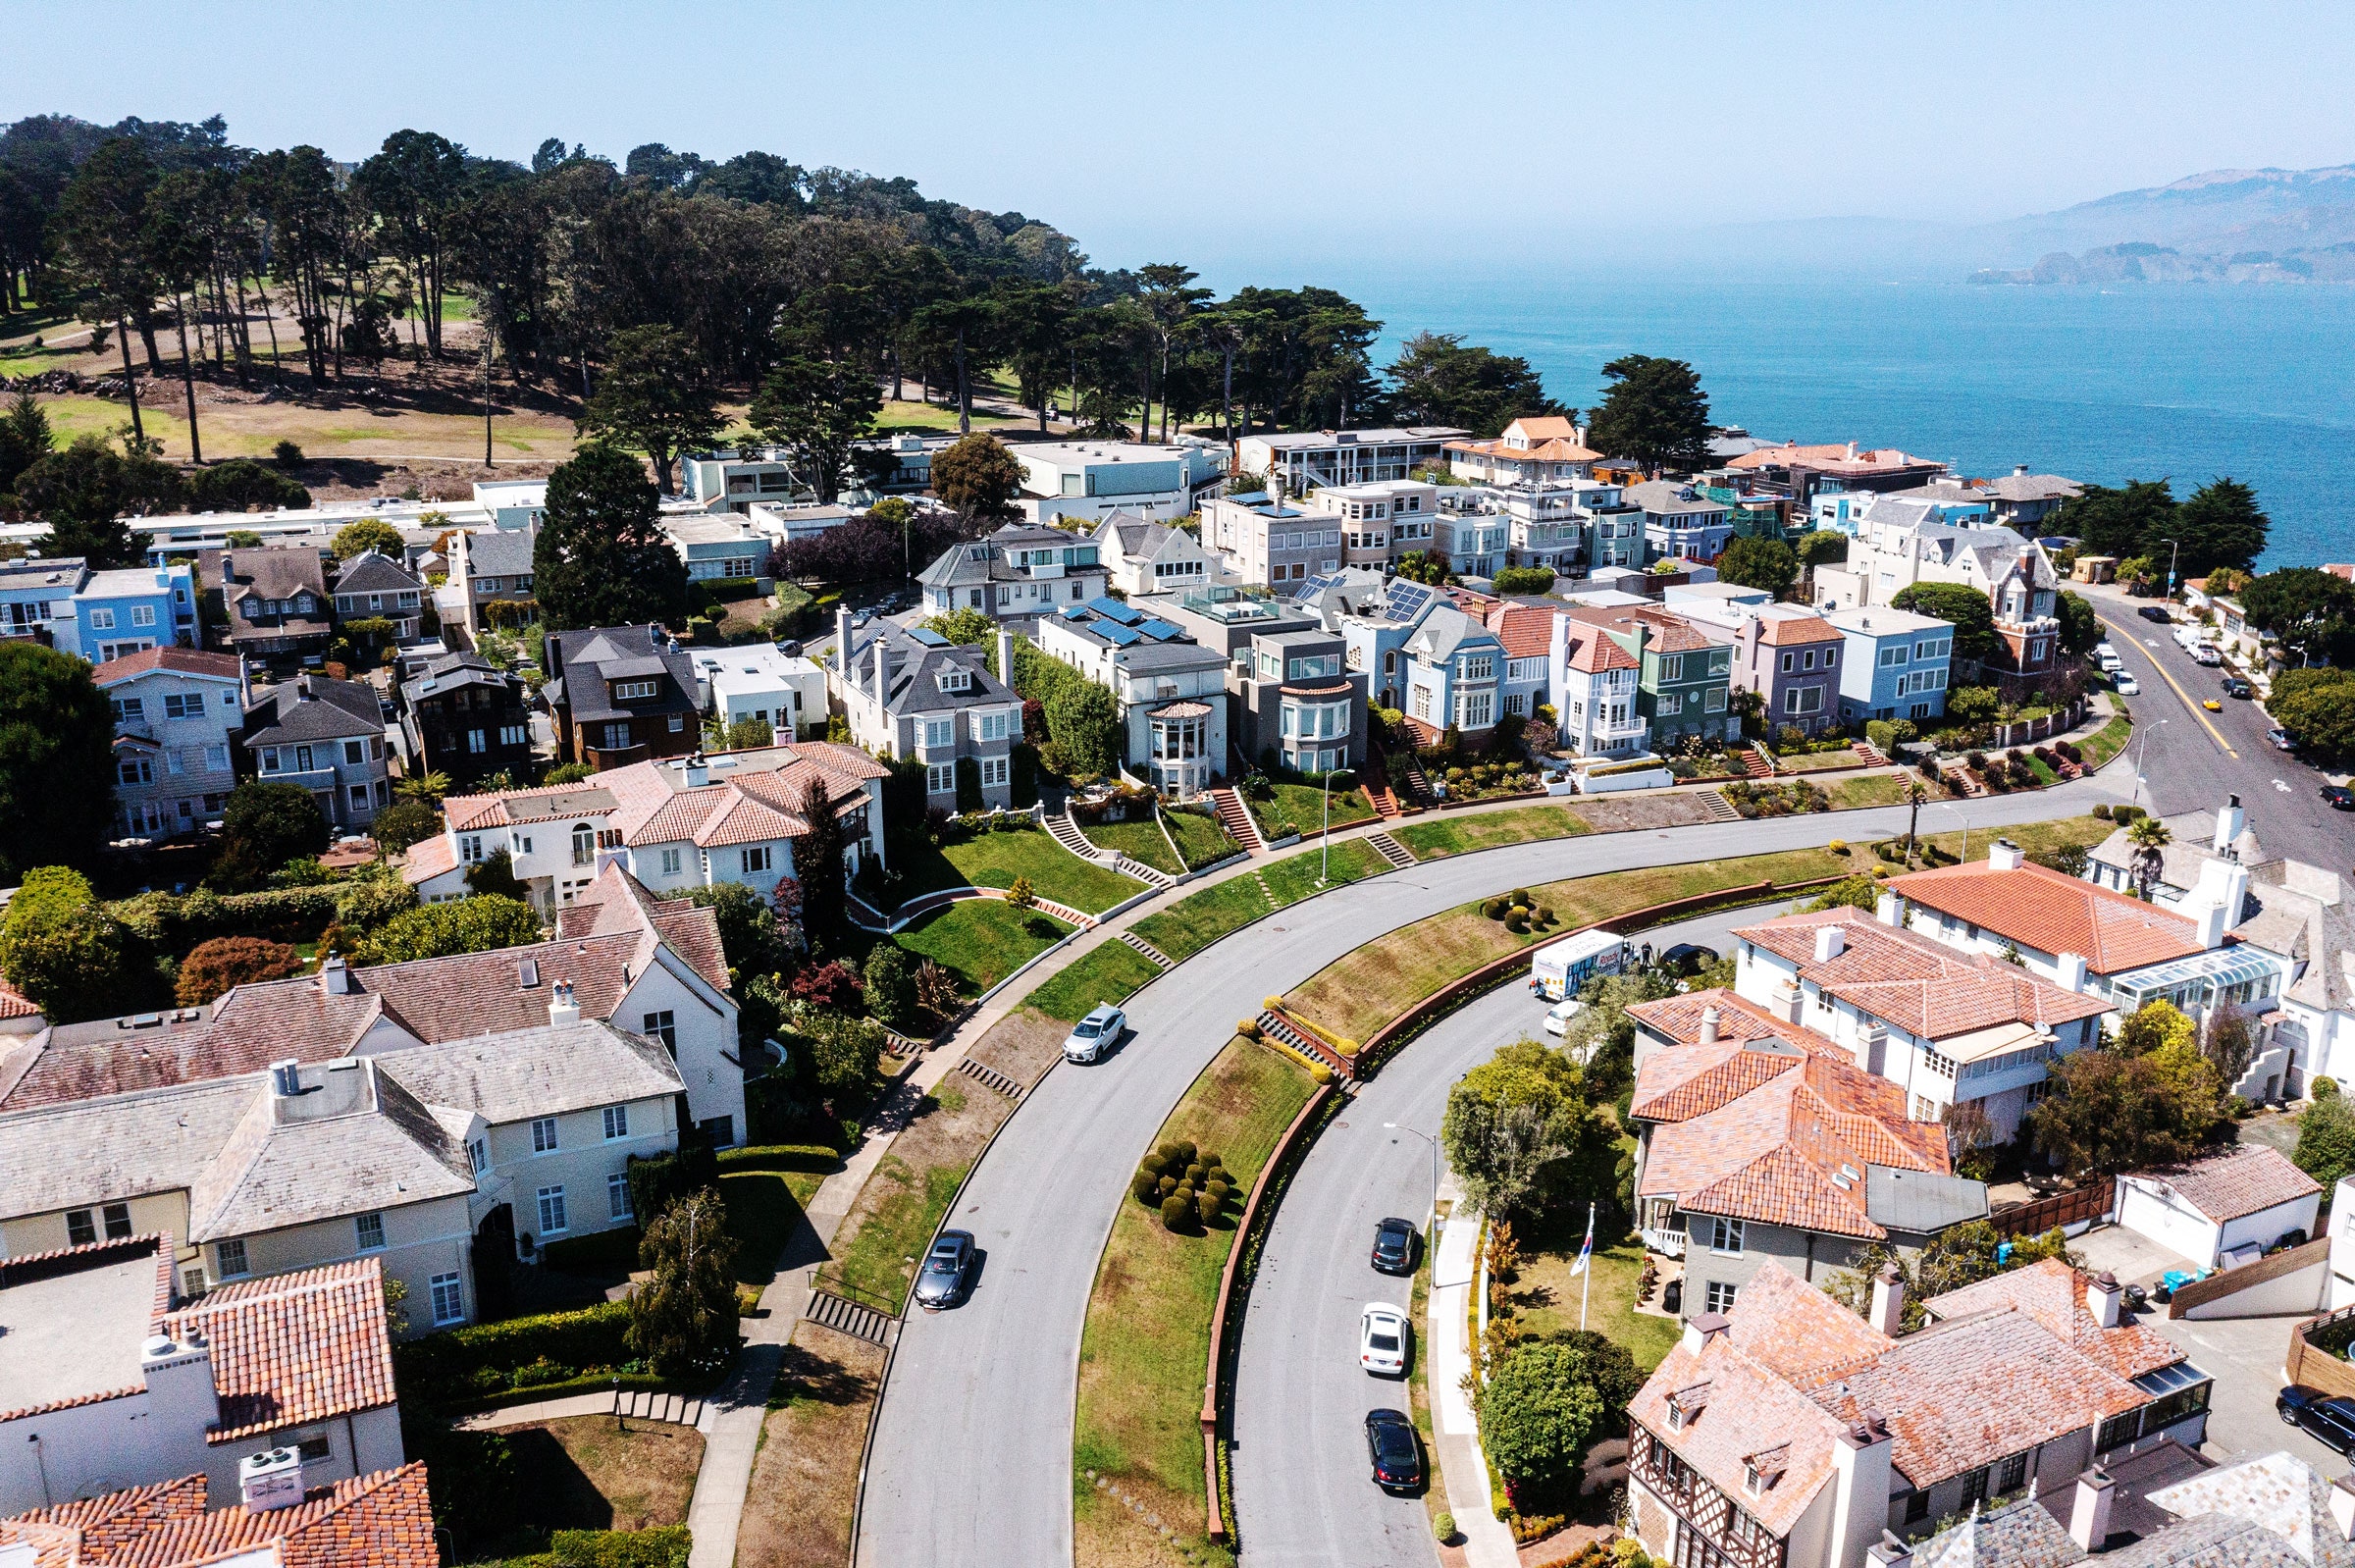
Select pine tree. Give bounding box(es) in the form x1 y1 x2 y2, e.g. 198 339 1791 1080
532 443 689 631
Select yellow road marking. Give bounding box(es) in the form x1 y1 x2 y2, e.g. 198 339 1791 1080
2098 613 2237 759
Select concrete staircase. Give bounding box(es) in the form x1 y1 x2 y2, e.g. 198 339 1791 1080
1697 788 1743 824
1256 1007 1352 1077
1207 787 1265 854
958 1056 1026 1101
609 1388 706 1426
1047 810 1100 860
1118 930 1176 971
1111 854 1175 890
1367 831 1416 869
807 1289 895 1346
1732 746 1774 780
1853 740 1889 767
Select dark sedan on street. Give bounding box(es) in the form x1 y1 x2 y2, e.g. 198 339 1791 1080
2324 786 2355 811
912 1229 976 1311
1371 1217 1418 1275
2222 675 2254 699
2138 605 2172 623
1365 1408 1425 1491
2279 1385 2355 1453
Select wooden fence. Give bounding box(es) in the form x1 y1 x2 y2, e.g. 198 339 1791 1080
2169 1234 2329 1319
2287 1305 2355 1399
1988 1176 2114 1238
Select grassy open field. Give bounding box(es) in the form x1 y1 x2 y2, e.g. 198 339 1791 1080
26 391 584 464
495 1414 702 1540
736 1323 887 1568
1073 1037 1313 1568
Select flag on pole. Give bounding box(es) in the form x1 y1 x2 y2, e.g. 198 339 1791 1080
1569 1204 1595 1278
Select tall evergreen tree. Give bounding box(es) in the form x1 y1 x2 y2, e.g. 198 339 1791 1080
1381 332 1563 437
1585 355 1711 475
0 644 117 880
578 324 726 493
533 442 689 630
2171 478 2270 581
795 774 846 948
745 355 881 504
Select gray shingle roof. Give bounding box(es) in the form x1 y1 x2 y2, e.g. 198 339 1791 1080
333 552 423 594
459 528 537 576
244 674 383 743
378 1019 683 1124
840 623 1016 714
550 626 700 724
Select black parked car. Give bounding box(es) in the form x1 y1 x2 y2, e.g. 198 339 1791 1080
1371 1217 1418 1275
912 1229 975 1311
2279 1385 2355 1454
2222 675 2254 699
2323 785 2355 811
2138 605 2172 623
1659 944 1720 978
1365 1408 1425 1491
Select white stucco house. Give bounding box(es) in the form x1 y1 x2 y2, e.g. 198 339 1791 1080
2112 1144 2321 1272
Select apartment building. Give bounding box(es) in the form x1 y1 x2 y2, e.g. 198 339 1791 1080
1302 479 1439 571
1626 481 1737 564
1147 586 1366 776
95 648 248 839
831 612 1020 811
916 522 1107 622
679 446 808 512
240 672 391 829
1010 440 1226 525
1037 598 1230 797
1547 612 1647 758
1433 498 1510 578
1237 426 1468 491
661 512 772 583
1707 608 1848 737
689 642 827 742
1200 485 1347 587
1724 441 1951 505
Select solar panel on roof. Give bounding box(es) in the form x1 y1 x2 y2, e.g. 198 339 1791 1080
906 627 949 647
1097 621 1142 647
1133 618 1181 641
1087 597 1143 625
1383 582 1434 621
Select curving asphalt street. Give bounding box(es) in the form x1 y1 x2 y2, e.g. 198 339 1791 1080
1230 909 1767 1566
857 777 2129 1568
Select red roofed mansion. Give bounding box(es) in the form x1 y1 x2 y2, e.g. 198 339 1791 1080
2 1460 438 1565
1626 1260 2210 1568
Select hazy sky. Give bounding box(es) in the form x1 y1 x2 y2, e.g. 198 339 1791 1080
5 0 2350 278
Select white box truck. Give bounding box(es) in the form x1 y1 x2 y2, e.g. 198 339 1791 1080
1529 929 1628 1002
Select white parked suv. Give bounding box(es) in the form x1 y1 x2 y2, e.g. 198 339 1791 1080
1063 1005 1125 1064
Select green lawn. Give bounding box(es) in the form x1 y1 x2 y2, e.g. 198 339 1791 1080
1024 938 1164 1022
1073 1038 1313 1567
830 1155 968 1312
718 1170 822 1288
1512 1220 1681 1375
1081 816 1182 877
1825 773 1910 810
895 824 1144 914
874 398 1019 434
1162 807 1244 868
1248 781 1373 840
1770 749 1864 773
896 898 1073 995
1392 804 1590 861
1125 838 1389 967
2077 712 2133 768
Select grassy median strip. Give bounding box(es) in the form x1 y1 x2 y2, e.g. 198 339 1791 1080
1026 939 1165 1023
1073 1037 1314 1568
2077 711 2134 768
1392 803 1592 861
1824 773 1910 810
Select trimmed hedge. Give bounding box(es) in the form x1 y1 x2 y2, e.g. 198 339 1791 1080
624 1141 720 1232
393 1301 634 1407
489 1527 693 1568
715 1142 842 1175
108 877 418 950
538 1227 643 1275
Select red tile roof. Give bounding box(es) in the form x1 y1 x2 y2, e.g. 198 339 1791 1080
161 1257 399 1442
90 648 244 686
1635 1039 1948 1239
396 831 458 887
1727 444 1938 476
1734 908 2114 1038
1629 1328 1851 1537
1754 614 1843 647
1482 602 1556 659
2131 1144 2322 1225
1627 989 1844 1073
1888 861 2204 973
3 1462 440 1566
0 979 39 1020
1560 604 1716 654
1921 1258 2181 1381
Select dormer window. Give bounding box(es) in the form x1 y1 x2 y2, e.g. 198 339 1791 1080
938 667 970 694
614 679 658 701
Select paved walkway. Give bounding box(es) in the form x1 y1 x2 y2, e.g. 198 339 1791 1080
1428 1193 1518 1568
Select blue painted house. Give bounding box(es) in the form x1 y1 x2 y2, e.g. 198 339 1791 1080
1823 605 1953 725
0 557 197 663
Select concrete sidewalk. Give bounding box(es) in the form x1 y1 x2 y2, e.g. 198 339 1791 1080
1428 1193 1518 1568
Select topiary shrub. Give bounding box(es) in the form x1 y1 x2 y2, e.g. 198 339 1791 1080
1827 839 1848 855
1158 1176 1178 1199
1505 909 1528 934
1133 1170 1161 1204
1184 1163 1205 1185
1199 1150 1224 1171
1510 888 1530 906
1237 1019 1262 1040
1309 1062 1334 1084
1161 1195 1191 1230
2316 1076 2340 1100
1197 1190 1223 1227
1169 1139 1196 1167
2092 803 2113 819
1483 897 1509 920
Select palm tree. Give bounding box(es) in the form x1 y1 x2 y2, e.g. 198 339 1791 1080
395 769 452 805
2126 816 2172 899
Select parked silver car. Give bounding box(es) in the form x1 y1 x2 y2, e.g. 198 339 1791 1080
913 1229 976 1311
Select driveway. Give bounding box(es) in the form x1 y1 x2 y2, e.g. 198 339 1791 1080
2072 1222 2200 1290
2144 1310 2344 1470
858 771 2136 1567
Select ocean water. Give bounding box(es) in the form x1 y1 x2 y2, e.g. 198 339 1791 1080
1339 269 2355 571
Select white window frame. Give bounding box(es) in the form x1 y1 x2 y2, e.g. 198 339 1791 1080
537 1184 568 1235
603 1104 630 1140
1706 1279 1739 1315
430 1271 466 1326
1710 1217 1745 1256
354 1212 386 1252
531 1116 559 1154
609 1173 634 1221
216 1237 249 1279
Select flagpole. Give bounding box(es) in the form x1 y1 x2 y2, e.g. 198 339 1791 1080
1580 1202 1595 1332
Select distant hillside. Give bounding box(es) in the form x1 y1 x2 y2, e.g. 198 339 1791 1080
1960 163 2355 284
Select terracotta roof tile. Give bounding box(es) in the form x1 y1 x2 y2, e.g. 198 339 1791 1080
396 831 458 887
1888 862 2205 974
1735 908 2114 1037
91 648 244 685
161 1258 399 1442
2132 1144 2321 1225
1482 602 1556 658
1628 1332 1851 1537
6 1462 440 1566
1754 614 1843 647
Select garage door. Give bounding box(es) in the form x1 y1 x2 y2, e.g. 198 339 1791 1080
2118 1182 2218 1268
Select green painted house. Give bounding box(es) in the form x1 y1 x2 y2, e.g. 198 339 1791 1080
1569 607 1736 748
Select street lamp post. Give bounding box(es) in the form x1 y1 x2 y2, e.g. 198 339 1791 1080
1935 801 1972 863
1319 766 1354 885
2160 538 2181 599
1384 1122 1440 1228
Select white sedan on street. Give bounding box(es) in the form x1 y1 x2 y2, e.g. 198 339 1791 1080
1360 1302 1410 1377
